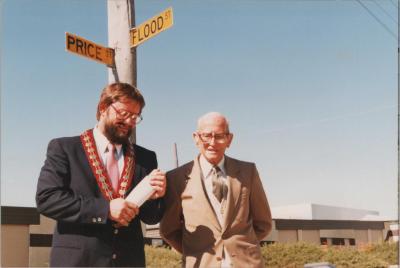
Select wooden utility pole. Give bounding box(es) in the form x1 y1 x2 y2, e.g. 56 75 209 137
107 0 137 85
107 0 137 142
173 142 179 168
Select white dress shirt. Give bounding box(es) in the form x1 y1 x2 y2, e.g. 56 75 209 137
93 126 124 176
199 155 232 267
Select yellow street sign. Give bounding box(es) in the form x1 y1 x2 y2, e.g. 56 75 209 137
65 32 114 66
130 7 173 48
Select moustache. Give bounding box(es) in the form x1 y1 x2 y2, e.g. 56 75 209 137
115 122 132 130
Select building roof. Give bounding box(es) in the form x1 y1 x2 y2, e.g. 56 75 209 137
271 203 390 221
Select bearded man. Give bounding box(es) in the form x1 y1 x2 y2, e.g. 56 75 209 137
36 82 166 267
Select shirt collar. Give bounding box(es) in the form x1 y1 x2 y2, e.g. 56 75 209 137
199 154 226 178
93 125 123 155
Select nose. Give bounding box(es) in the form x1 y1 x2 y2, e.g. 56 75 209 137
208 136 217 145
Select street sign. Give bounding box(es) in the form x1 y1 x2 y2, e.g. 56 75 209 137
130 7 173 48
65 32 115 66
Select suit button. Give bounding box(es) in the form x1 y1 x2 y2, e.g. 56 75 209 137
112 253 117 259
216 257 222 261
97 217 102 222
114 229 119 234
92 218 97 223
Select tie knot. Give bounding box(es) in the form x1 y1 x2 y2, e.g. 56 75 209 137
107 143 116 153
212 166 221 174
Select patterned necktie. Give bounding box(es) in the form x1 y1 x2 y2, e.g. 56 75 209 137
106 144 120 191
212 166 225 203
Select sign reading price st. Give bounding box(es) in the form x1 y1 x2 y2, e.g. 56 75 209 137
65 32 115 66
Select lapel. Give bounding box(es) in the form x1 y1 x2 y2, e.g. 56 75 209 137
187 156 222 231
78 139 99 188
222 156 242 233
127 144 140 193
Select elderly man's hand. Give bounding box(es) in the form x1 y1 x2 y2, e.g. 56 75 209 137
147 169 166 199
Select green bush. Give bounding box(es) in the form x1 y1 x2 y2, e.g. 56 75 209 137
145 245 181 268
366 242 398 265
145 242 398 268
323 247 388 268
262 242 324 267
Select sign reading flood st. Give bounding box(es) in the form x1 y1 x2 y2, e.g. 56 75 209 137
130 7 173 47
65 32 114 66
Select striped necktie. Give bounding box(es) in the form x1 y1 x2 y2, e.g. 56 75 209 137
211 166 225 203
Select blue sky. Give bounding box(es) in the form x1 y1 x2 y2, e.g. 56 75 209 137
1 0 397 219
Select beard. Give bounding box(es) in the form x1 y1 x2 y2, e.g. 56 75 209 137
103 120 133 145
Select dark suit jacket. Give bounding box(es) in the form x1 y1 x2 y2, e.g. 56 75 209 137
36 135 164 267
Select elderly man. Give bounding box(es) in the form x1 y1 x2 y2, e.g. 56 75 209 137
160 112 272 268
36 83 166 267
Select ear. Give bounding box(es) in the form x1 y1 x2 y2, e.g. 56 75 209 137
98 106 109 124
226 133 234 148
192 132 199 145
98 103 107 117
99 109 106 119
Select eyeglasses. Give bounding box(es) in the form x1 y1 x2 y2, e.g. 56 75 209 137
197 132 230 144
110 104 143 124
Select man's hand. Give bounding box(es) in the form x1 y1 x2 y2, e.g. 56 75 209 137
109 198 139 227
148 169 166 199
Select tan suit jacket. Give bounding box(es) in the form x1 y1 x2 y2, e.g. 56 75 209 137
160 155 272 268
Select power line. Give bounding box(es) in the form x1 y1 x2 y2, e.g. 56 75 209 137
356 0 397 40
372 0 398 24
389 0 398 8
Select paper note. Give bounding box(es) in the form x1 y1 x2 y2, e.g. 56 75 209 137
125 175 155 206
